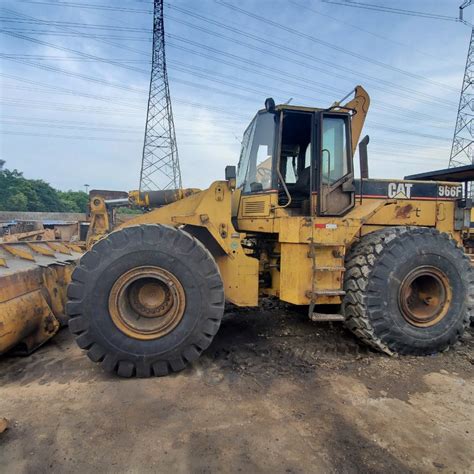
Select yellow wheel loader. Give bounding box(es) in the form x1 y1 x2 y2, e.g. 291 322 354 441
64 86 474 377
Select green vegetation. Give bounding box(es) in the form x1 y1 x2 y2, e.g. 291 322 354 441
0 164 141 214
117 207 143 215
0 166 88 213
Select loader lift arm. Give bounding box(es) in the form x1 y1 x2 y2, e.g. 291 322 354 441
338 85 371 155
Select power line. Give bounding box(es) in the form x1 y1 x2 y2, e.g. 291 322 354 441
164 40 454 124
6 5 454 107
2 5 459 112
0 55 148 96
289 0 455 64
168 59 457 126
214 0 458 91
1 130 446 161
1 7 152 59
0 121 237 139
0 97 143 115
366 122 451 142
1 95 451 144
372 138 452 150
1 54 150 62
0 17 151 32
0 28 151 41
1 47 454 134
15 0 152 14
0 29 150 74
0 119 142 133
163 6 458 105
5 14 454 110
0 130 237 147
1 54 456 141
165 34 457 112
321 1 458 22
0 58 253 119
0 4 458 150
0 113 245 128
0 72 146 108
0 130 142 142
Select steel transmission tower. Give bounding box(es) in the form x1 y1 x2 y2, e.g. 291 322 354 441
449 1 474 170
449 28 474 169
139 0 182 191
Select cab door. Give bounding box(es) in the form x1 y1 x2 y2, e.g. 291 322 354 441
316 112 355 216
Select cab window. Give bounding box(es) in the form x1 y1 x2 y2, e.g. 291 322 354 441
237 111 275 193
321 116 349 185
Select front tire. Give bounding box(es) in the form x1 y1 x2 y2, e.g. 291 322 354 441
67 225 224 377
343 227 473 355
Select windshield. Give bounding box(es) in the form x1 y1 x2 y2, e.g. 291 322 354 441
237 111 275 192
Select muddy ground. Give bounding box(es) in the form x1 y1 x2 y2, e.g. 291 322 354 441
1 305 473 473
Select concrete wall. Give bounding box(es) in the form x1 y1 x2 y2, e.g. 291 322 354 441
0 212 87 222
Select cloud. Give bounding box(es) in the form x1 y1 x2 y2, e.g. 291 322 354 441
1 0 466 192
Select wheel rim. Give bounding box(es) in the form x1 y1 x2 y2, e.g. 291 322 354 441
108 266 186 340
398 266 452 328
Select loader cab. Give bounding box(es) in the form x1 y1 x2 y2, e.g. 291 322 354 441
237 105 355 216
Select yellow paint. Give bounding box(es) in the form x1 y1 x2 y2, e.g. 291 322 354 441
0 244 79 355
79 86 463 309
27 243 56 257
0 290 59 355
119 181 259 307
1 244 36 261
114 177 464 308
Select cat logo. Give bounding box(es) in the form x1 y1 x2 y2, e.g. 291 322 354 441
388 182 413 199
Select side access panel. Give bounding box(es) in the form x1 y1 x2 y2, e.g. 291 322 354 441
279 243 312 304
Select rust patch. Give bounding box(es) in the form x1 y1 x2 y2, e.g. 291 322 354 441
395 204 413 219
0 418 8 434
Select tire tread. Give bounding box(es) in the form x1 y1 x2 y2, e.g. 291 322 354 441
67 224 225 377
343 226 473 356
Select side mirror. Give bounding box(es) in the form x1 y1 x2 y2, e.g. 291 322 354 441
358 135 370 179
225 165 236 181
265 97 276 113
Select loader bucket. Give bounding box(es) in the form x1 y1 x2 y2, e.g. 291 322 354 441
0 241 83 356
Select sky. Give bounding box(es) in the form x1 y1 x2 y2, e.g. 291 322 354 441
0 0 472 192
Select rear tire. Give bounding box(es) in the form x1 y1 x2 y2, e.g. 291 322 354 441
67 225 224 377
343 227 473 355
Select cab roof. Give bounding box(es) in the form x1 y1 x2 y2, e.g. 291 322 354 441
275 104 324 113
405 164 474 183
256 104 349 115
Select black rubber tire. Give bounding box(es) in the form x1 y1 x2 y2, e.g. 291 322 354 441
66 224 225 377
343 227 473 356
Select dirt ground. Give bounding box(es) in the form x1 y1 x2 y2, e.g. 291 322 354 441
1 305 473 473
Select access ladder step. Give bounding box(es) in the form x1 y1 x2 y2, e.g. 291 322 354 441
310 313 345 322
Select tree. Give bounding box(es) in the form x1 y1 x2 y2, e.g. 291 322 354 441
6 192 28 211
58 190 89 213
0 165 89 213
